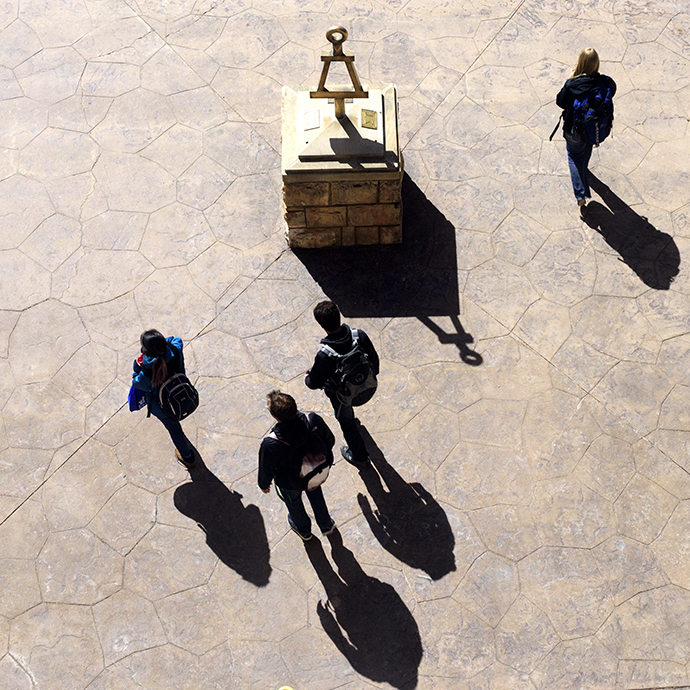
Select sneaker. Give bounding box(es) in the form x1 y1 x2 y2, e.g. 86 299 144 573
577 198 587 207
340 446 370 469
175 448 196 469
321 519 337 536
287 517 312 541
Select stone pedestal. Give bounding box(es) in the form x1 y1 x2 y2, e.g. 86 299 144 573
282 84 403 248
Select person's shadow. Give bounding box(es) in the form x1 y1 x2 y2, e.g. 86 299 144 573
357 425 456 581
307 532 423 689
584 173 680 289
174 460 271 587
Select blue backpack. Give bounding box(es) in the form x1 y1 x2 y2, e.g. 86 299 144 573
572 83 614 147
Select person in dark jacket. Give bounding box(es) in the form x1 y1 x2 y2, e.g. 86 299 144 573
132 329 198 469
556 48 617 207
259 390 336 541
305 300 379 470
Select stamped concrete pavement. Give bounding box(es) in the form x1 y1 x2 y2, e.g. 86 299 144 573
1 0 690 688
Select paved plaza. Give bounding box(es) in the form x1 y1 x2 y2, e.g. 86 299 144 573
2 0 690 688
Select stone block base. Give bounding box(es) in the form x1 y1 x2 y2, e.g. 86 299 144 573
283 174 403 249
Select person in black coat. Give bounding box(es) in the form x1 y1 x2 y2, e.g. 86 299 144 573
305 300 379 470
259 390 336 541
556 48 617 207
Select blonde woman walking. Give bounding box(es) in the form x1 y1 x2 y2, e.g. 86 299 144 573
555 48 617 207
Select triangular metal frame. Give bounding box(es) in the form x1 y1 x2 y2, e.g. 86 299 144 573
310 26 368 118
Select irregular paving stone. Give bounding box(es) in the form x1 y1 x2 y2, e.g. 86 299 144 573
211 66 282 124
0 654 33 690
139 203 214 268
574 433 636 502
594 535 669 607
93 152 176 212
0 447 51 499
413 362 482 414
10 603 103 690
0 499 49 559
0 97 47 150
417 597 494 679
90 644 197 690
4 382 84 450
617 659 689 690
531 637 618 690
176 154 235 209
205 174 282 249
530 477 616 548
634 438 690 499
590 362 674 436
41 439 125 530
0 175 54 249
14 47 85 104
141 123 203 178
89 483 156 555
514 299 571 360
439 442 534 511
125 523 218 600
0 559 41 618
80 61 141 97
19 128 99 181
209 565 306 641
141 44 205 94
552 333 618 392
204 120 278 176
155 585 228 655
0 250 51 311
400 403 459 470
52 341 118 406
470 504 542 562
92 588 167 666
659 383 690 431
187 330 255 380
9 300 89 384
651 500 690 590
457 398 526 448
37 529 122 604
597 585 690 663
494 595 559 673
20 214 81 271
452 552 519 627
81 210 148 251
615 473 678 544
520 547 614 639
493 209 551 267
187 243 243 302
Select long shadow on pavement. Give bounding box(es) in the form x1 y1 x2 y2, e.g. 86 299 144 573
174 460 271 587
585 173 680 289
294 172 482 364
357 424 456 581
307 531 423 689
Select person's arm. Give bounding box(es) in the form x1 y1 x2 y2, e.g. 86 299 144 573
305 350 333 390
309 413 335 464
357 330 380 376
258 439 276 492
132 356 153 391
556 81 571 110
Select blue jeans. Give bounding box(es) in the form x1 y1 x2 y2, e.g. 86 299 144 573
328 394 368 464
149 398 192 458
278 486 332 534
565 134 593 200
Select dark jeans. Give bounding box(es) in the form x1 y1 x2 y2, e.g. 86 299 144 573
565 133 593 200
328 393 368 464
278 485 332 534
149 398 192 458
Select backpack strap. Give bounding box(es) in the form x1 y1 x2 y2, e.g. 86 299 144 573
549 112 563 141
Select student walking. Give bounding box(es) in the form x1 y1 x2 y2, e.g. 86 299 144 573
555 48 617 207
131 329 199 469
305 300 379 470
258 390 336 541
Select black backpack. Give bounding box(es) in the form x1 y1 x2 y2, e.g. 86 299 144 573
572 82 614 147
321 329 378 407
158 373 199 421
270 414 332 491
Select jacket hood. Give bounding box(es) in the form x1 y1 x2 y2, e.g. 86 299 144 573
567 73 606 96
320 323 353 354
142 343 175 368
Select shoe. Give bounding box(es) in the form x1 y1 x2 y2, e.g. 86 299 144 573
340 446 370 469
175 448 196 469
577 198 587 207
321 519 337 536
287 517 312 541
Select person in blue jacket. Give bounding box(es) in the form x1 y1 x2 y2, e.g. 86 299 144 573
132 329 197 469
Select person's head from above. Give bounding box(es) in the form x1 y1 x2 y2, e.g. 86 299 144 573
140 329 166 358
267 389 298 423
313 300 341 333
140 329 168 386
572 47 600 77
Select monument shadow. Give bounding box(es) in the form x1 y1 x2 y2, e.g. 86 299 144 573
174 460 271 587
294 172 482 364
358 424 456 581
307 532 423 689
585 173 680 289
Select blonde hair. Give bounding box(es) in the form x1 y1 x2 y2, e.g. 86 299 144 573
572 48 600 77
